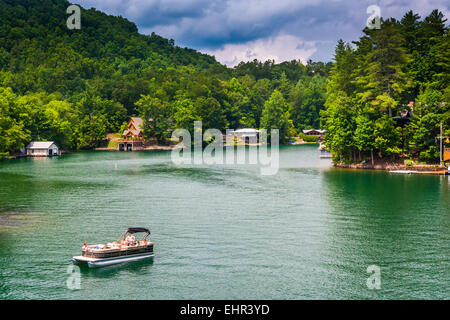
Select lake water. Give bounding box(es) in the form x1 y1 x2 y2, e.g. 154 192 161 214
0 145 448 299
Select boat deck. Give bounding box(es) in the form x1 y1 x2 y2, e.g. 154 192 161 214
72 255 100 263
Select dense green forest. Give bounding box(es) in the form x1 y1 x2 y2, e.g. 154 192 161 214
0 0 448 164
323 10 449 164
0 0 330 154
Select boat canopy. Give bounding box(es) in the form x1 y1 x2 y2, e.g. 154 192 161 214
126 227 150 234
118 227 151 242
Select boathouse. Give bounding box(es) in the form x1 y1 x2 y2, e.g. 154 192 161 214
26 141 59 156
118 117 145 151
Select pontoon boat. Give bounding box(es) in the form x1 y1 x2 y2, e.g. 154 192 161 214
72 227 154 268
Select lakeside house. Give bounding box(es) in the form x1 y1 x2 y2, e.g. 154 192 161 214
302 129 326 144
222 128 261 145
234 128 261 143
118 117 145 151
26 141 59 157
393 102 414 127
302 129 326 137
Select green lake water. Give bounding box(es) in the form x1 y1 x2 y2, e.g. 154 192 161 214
0 145 448 299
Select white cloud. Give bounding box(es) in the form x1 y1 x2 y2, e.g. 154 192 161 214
204 34 318 67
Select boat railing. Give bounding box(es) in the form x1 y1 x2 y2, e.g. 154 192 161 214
82 242 154 258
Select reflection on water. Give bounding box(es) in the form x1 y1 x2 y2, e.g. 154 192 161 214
322 170 449 299
0 146 448 299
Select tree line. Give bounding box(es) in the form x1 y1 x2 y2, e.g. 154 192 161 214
322 10 449 164
0 1 448 164
0 0 330 155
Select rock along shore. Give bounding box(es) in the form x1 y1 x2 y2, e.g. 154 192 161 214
335 162 447 175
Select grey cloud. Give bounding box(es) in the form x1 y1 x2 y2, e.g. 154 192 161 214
75 0 449 62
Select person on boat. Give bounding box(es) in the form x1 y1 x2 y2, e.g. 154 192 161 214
126 233 135 246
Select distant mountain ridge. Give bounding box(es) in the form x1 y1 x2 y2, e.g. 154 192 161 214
0 0 220 82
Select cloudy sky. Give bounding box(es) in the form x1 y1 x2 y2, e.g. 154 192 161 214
75 0 449 66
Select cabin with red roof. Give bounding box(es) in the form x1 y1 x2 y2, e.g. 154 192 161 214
118 117 145 151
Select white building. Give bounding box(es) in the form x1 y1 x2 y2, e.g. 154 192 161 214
234 128 261 142
26 141 59 157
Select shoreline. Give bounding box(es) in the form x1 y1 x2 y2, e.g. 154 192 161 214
335 162 448 175
94 145 180 151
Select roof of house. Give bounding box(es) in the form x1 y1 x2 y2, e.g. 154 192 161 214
123 117 144 137
234 128 261 134
130 117 143 129
302 129 326 134
122 117 154 137
26 141 57 149
123 129 141 136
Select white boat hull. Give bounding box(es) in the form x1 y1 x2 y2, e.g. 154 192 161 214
72 252 154 268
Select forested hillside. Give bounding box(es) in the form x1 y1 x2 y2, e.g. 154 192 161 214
2 1 447 163
322 10 449 163
0 0 330 154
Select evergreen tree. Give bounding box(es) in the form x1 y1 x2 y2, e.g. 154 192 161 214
261 90 292 144
355 19 412 117
322 93 356 162
401 11 421 54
